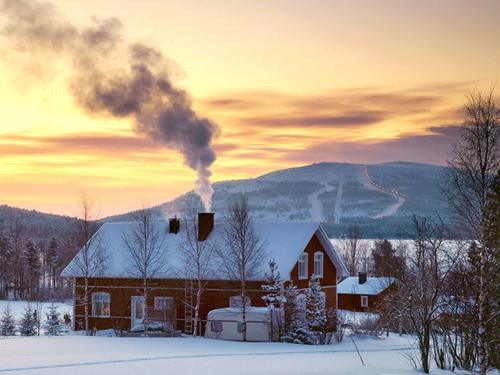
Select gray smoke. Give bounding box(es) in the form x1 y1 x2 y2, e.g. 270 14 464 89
1 0 218 211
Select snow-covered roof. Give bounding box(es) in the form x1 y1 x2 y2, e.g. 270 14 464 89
207 307 270 320
337 277 394 295
61 220 348 281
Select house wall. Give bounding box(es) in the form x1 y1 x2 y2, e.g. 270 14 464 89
289 233 337 309
73 277 268 331
338 293 381 312
338 287 393 312
73 232 340 332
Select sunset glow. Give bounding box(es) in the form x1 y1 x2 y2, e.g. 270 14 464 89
1 0 499 216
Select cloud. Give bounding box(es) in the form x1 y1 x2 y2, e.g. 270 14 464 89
285 124 462 165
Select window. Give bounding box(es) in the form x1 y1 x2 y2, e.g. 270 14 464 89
298 253 308 279
314 251 324 278
92 292 110 317
361 295 369 307
229 296 251 308
154 296 173 311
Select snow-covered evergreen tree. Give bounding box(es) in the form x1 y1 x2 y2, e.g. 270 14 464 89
261 259 285 307
18 306 37 336
0 305 16 336
44 304 64 336
280 282 316 345
306 275 327 332
306 275 328 344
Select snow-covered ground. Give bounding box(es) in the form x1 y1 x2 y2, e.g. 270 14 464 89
0 335 474 375
0 300 479 375
0 333 472 375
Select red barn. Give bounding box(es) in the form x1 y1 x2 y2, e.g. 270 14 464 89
337 272 394 312
62 213 348 332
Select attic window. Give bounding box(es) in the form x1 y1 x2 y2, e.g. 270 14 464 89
298 253 308 280
314 251 324 278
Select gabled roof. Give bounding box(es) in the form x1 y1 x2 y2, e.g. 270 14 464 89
61 221 348 281
337 277 394 295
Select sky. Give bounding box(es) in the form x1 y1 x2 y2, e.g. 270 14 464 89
0 0 499 217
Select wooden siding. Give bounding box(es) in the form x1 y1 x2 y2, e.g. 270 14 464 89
73 232 340 331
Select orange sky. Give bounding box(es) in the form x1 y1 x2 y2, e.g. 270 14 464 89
0 0 499 217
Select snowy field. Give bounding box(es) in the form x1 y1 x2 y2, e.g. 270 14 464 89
0 300 479 375
0 334 473 375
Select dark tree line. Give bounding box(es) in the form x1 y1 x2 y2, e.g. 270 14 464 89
0 205 100 302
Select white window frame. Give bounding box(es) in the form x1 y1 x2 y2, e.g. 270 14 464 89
154 296 174 310
314 251 324 278
298 253 308 280
92 292 111 317
361 295 369 307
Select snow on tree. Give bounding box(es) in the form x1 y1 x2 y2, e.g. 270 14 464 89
0 305 16 336
44 304 64 336
280 281 316 345
261 259 285 307
261 259 286 340
305 274 328 343
306 275 327 329
18 306 37 336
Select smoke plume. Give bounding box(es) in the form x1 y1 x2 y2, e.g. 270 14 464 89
1 0 218 211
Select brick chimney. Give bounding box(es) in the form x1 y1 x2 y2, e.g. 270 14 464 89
198 213 214 241
168 217 180 234
358 271 367 285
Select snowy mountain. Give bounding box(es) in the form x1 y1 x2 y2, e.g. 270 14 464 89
105 162 451 238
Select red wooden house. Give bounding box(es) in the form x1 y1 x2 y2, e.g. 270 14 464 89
337 272 394 312
62 213 348 332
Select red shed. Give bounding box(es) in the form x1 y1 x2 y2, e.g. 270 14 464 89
337 272 394 312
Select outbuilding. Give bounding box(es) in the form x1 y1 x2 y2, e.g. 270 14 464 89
337 272 394 312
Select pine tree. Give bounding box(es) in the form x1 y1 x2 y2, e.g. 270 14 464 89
46 237 60 291
44 304 64 336
261 259 285 307
280 282 316 345
24 239 41 299
0 232 14 299
18 306 37 336
306 275 327 343
0 305 16 336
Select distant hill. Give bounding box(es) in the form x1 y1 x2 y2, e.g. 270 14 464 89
104 162 452 238
0 205 80 239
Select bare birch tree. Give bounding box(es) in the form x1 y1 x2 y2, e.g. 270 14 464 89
68 193 107 335
180 214 217 336
122 209 167 335
387 216 457 373
445 88 499 374
336 225 369 276
219 195 267 341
